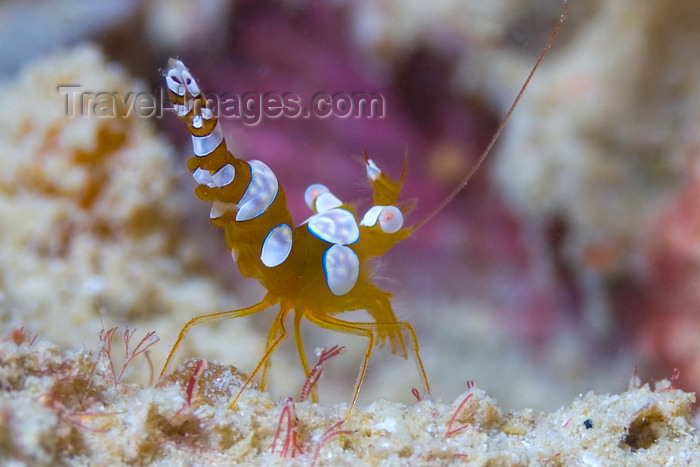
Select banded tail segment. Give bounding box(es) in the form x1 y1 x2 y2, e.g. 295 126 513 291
165 58 293 280
165 58 252 218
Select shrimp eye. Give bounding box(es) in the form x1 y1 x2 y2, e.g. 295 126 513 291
360 205 403 233
378 206 403 233
306 183 345 213
304 184 328 210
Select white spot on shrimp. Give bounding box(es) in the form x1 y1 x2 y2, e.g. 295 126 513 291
304 184 343 212
211 164 235 187
308 208 359 244
165 58 200 97
192 167 213 186
315 192 343 212
192 164 234 188
181 69 200 96
166 69 185 96
365 158 381 181
191 121 224 157
236 160 278 221
323 244 360 296
304 183 329 210
378 206 403 233
361 205 403 233
360 205 383 227
260 224 293 267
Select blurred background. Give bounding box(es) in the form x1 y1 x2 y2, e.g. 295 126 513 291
1 0 700 411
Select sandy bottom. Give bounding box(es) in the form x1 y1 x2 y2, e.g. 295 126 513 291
1 331 698 465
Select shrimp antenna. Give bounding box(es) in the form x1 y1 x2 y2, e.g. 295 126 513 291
413 2 567 231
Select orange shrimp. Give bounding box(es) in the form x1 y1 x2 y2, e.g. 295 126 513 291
160 4 566 416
